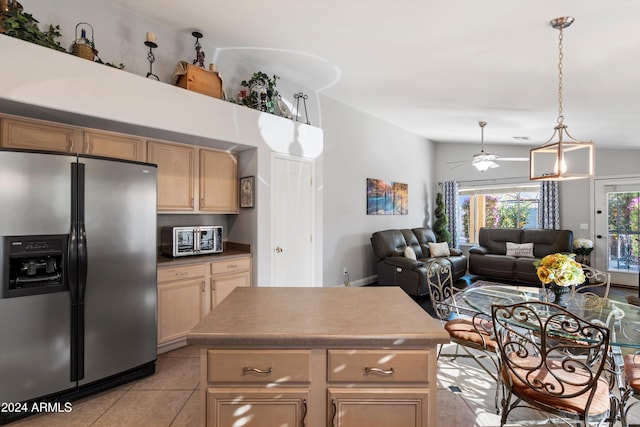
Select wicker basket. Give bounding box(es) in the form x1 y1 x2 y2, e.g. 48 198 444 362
71 22 95 61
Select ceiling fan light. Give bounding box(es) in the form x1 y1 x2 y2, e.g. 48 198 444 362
473 159 499 172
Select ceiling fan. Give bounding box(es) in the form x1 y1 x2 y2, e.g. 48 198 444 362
447 121 528 172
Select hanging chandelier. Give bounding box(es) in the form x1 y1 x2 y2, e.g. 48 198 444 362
529 16 594 181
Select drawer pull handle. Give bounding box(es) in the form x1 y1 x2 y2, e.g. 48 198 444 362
364 366 395 375
242 366 273 375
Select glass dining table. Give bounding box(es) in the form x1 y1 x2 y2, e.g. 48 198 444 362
461 284 640 349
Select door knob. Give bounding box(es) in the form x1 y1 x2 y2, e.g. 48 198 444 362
275 246 283 253
596 210 602 214
596 235 602 239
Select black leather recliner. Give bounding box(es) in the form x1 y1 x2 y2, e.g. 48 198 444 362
370 227 467 297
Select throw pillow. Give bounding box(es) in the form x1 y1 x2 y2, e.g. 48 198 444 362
428 242 450 257
404 246 417 260
505 242 534 257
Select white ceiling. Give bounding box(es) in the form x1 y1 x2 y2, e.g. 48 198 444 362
110 0 640 149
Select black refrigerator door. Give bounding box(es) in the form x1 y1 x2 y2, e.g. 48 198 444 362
78 156 157 386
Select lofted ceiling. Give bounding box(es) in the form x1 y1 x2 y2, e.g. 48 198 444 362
109 0 640 150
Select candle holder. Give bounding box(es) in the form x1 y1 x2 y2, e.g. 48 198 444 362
294 92 310 125
192 30 205 68
144 40 159 80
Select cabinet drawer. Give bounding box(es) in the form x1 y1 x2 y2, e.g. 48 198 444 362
327 349 430 383
207 349 310 383
158 263 206 283
211 257 250 275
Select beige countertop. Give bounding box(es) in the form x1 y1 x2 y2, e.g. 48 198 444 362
187 287 449 348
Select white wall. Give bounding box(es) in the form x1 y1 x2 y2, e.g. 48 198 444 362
320 96 435 286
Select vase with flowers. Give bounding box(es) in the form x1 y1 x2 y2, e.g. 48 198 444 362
534 253 586 307
573 238 594 265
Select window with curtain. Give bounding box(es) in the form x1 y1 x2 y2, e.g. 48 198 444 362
459 184 541 244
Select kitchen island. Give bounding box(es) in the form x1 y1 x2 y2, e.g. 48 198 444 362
187 286 449 427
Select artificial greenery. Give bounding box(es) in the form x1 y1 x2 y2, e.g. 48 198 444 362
1 8 65 52
433 192 451 245
240 71 280 113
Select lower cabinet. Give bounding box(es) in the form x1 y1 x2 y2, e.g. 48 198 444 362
206 388 309 426
157 263 207 352
210 257 251 308
201 348 434 427
328 388 430 427
157 255 252 353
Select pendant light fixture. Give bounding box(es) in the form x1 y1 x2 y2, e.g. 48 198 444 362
473 121 499 172
529 16 594 181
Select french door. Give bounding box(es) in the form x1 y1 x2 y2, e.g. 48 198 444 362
593 176 640 288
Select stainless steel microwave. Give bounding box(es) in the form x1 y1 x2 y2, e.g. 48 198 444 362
161 226 223 257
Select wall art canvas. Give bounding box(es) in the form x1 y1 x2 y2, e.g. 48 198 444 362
367 178 408 215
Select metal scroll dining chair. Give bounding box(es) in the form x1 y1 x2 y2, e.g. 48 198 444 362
621 351 640 427
425 260 502 412
574 264 612 300
491 300 615 427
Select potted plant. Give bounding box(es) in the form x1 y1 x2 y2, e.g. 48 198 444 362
1 5 65 52
240 71 279 113
433 192 451 245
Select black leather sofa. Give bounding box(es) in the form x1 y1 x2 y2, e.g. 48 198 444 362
468 227 573 285
370 227 467 297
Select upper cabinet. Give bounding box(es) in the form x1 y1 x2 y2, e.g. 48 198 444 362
200 148 238 213
147 140 196 211
0 115 82 153
148 140 238 213
83 130 146 161
1 115 145 162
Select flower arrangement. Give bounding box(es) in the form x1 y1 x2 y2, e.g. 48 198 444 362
534 253 585 287
572 238 594 256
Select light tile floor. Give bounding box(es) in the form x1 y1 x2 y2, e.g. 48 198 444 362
9 343 640 426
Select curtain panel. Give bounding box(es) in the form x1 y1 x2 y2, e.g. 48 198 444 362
443 181 460 249
539 181 560 230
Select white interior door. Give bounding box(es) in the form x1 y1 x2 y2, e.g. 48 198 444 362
593 176 640 287
271 155 314 286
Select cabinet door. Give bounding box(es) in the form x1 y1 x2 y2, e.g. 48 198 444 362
328 388 430 427
83 130 145 161
148 140 195 211
1 116 81 153
207 388 308 427
157 278 204 344
211 271 250 307
199 148 238 213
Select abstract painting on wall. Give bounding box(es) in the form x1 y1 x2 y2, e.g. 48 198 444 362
367 178 408 215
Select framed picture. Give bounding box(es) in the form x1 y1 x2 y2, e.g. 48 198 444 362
240 176 255 208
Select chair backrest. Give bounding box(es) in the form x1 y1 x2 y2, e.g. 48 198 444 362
425 260 457 321
574 264 611 299
492 301 610 406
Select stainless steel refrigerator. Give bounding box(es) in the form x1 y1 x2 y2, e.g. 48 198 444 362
0 149 157 424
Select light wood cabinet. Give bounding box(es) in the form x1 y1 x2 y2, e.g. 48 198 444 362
190 287 447 427
157 263 208 353
327 349 432 427
328 388 429 427
83 130 145 161
148 141 238 213
0 115 81 152
210 257 251 308
205 349 310 426
199 148 238 213
147 140 195 211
